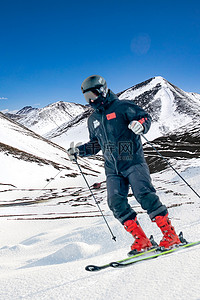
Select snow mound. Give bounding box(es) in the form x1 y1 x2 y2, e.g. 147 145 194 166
21 233 47 246
0 244 26 253
22 242 101 268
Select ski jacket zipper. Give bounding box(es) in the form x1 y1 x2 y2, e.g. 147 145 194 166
101 112 118 174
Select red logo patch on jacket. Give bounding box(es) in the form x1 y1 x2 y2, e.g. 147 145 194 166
106 112 116 120
138 117 147 124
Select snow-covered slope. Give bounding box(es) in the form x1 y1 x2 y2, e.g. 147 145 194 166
0 112 67 164
44 106 92 143
0 156 199 299
0 112 104 192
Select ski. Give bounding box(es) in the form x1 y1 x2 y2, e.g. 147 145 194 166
85 247 156 272
85 233 198 272
110 240 200 268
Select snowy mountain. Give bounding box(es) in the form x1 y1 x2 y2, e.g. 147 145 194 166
118 76 200 139
35 76 199 149
6 101 87 136
5 77 200 151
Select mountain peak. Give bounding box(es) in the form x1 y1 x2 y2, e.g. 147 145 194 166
16 106 37 115
118 76 200 140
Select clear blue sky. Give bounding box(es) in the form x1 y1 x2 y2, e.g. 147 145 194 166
0 0 200 111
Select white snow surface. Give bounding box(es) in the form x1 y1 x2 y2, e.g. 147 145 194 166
0 158 200 300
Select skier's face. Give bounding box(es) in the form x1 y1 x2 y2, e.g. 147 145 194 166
83 89 100 103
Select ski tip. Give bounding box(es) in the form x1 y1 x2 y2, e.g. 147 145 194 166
85 265 101 272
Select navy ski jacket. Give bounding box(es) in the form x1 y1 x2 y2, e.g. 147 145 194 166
78 90 151 176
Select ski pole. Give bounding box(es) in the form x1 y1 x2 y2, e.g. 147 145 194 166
141 134 200 199
73 154 117 241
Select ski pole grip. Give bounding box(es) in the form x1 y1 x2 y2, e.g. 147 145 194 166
74 152 78 160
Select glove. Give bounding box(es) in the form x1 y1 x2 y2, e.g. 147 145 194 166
67 147 79 161
128 120 144 135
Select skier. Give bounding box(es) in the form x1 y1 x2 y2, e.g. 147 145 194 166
67 75 181 254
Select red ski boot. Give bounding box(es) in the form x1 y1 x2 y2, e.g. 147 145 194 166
153 214 181 249
124 217 152 255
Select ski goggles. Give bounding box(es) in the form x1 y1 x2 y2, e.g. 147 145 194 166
83 89 100 103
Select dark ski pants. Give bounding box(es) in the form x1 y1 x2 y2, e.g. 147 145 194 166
106 163 167 224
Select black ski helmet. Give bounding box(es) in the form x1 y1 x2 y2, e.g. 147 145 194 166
81 75 108 103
